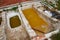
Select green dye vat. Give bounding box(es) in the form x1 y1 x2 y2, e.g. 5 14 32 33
10 15 21 28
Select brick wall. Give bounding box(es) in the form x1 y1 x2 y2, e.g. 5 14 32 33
0 0 28 7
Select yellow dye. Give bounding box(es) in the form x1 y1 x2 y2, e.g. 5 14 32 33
10 15 21 28
34 30 44 35
22 8 49 33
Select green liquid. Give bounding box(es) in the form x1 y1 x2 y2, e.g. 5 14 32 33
10 15 21 28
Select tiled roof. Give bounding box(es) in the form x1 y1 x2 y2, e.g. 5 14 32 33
0 0 28 7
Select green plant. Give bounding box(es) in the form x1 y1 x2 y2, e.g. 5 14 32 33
56 0 60 10
12 7 18 11
50 30 60 40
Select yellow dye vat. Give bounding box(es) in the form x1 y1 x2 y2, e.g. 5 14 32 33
22 8 49 33
10 15 21 28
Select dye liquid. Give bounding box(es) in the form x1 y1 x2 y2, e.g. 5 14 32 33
22 8 49 34
10 15 21 28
